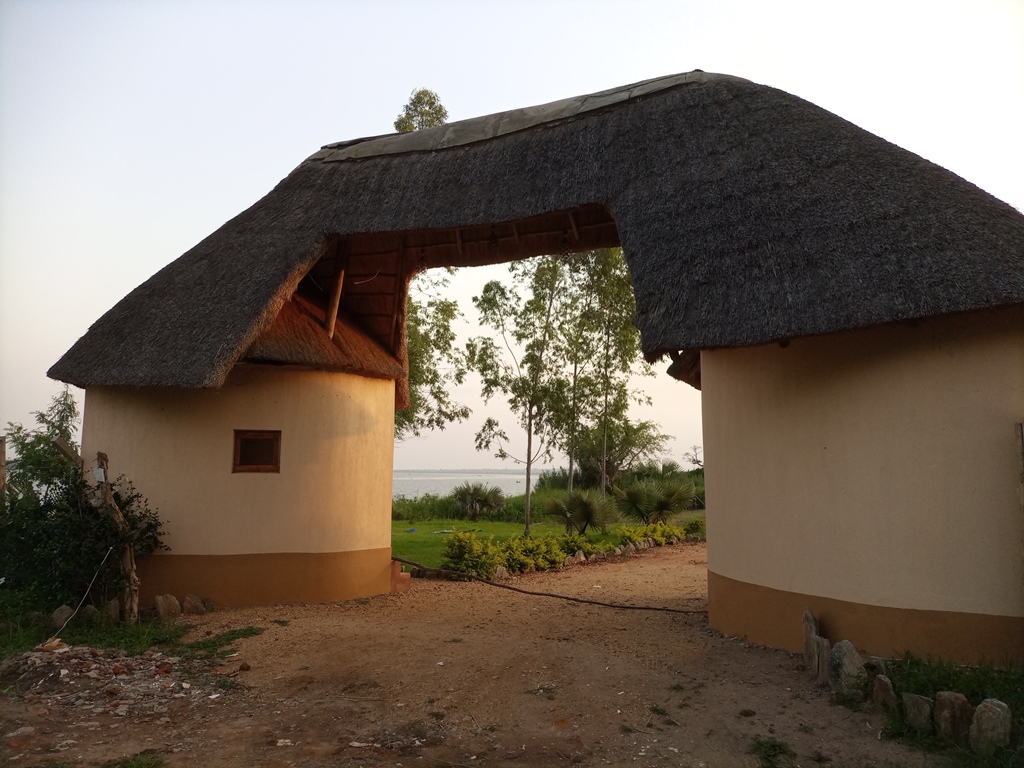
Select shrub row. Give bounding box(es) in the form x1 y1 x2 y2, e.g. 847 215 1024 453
439 522 693 579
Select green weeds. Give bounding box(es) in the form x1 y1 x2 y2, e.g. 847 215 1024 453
1 615 190 660
181 626 264 662
750 736 797 768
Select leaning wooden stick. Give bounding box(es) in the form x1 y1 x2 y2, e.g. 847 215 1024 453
96 452 140 624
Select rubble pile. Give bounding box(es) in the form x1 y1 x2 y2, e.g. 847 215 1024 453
0 644 218 717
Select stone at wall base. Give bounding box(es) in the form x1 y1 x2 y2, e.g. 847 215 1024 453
154 594 181 623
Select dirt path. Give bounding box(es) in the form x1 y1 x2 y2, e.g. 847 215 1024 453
2 543 942 767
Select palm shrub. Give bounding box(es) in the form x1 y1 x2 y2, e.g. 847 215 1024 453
451 482 505 521
542 489 615 534
650 478 696 521
613 478 695 524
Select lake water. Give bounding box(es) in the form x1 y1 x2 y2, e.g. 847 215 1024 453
393 468 528 498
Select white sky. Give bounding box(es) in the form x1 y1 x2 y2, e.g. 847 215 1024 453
1 0 1021 470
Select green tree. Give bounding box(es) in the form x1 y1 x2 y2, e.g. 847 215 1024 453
548 249 651 490
394 88 449 133
572 392 671 491
391 87 469 439
3 388 78 505
1 388 165 610
682 444 703 468
467 256 569 535
397 271 470 438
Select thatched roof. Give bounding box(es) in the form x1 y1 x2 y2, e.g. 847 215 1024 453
50 71 1024 393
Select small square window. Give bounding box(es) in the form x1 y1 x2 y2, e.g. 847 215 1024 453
233 430 281 473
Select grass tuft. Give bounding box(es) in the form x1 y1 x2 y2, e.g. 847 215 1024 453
750 736 797 768
880 653 1024 768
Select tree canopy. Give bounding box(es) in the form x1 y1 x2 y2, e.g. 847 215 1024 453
397 271 470 438
391 87 469 439
467 248 667 532
394 88 449 133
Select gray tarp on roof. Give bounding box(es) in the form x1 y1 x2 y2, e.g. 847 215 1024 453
49 71 1024 390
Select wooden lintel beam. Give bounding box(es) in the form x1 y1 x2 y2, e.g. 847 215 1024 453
342 220 617 260
325 241 348 339
343 290 397 298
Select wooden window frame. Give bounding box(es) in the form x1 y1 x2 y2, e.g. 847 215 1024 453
232 430 281 473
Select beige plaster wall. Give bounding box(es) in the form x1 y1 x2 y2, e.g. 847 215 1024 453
702 306 1024 618
82 366 395 556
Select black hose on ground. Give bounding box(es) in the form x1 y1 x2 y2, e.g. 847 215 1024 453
391 555 707 615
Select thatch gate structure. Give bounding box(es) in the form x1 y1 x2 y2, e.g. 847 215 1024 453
51 72 1024 662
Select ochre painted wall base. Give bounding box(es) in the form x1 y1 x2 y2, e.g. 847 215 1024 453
708 570 1024 665
138 549 393 607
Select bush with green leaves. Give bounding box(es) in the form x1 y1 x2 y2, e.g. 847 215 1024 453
440 529 617 577
439 530 502 579
451 482 505 521
684 518 706 538
618 522 687 546
542 489 616 534
1 388 167 611
500 535 566 572
533 467 582 492
558 531 611 557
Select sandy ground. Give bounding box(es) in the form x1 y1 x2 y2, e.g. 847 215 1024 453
1 542 944 767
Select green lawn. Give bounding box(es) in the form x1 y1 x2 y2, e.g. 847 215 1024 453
390 512 704 569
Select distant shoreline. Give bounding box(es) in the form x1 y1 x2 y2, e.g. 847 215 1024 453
392 468 532 498
393 468 526 474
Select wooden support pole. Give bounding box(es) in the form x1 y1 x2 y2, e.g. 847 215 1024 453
568 212 580 242
512 223 520 243
325 241 348 339
455 229 464 256
390 246 406 350
52 437 83 467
